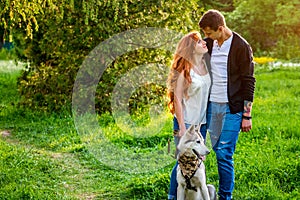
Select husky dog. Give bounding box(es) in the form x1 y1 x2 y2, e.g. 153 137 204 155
177 125 217 200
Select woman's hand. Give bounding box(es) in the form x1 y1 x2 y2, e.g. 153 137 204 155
178 127 186 137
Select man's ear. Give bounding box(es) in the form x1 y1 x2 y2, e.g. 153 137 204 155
218 26 224 32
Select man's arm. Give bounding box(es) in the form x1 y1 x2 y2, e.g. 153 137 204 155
241 100 253 132
239 39 255 132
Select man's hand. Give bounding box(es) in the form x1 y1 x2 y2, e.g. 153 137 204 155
241 118 252 132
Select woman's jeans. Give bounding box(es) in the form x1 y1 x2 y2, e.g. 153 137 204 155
168 117 207 200
207 102 242 200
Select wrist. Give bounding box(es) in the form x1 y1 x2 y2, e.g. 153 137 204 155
242 115 252 120
179 124 186 131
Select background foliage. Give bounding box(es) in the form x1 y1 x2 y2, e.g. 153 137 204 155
4 0 208 113
0 1 299 199
1 0 299 112
227 0 300 58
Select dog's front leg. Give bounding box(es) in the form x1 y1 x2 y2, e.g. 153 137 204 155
177 183 185 200
199 169 210 200
200 184 210 200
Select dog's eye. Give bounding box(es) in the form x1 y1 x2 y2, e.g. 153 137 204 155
196 140 200 143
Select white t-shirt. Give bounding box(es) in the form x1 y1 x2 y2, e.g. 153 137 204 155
182 69 211 125
209 35 233 103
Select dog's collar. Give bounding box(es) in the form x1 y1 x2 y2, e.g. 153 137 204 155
178 150 203 191
178 158 202 179
179 161 202 192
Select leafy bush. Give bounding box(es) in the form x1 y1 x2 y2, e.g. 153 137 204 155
227 0 300 59
13 0 207 114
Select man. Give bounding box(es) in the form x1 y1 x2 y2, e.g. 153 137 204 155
199 9 256 200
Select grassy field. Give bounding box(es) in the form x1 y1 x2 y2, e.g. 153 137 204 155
0 62 299 199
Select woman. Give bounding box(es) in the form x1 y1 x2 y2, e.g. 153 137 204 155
166 31 211 200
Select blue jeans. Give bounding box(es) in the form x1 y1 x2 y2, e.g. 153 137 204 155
168 117 207 200
207 102 242 200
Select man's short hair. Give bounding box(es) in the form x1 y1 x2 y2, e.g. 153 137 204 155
199 9 226 31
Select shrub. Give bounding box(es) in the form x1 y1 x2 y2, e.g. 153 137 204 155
14 0 207 114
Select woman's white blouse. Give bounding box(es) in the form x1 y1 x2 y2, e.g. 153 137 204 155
182 69 211 125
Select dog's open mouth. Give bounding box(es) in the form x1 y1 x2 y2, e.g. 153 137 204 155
192 149 205 161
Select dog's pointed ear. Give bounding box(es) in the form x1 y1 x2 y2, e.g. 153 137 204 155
195 124 200 133
187 125 195 134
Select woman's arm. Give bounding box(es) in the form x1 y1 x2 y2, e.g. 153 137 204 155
174 71 186 137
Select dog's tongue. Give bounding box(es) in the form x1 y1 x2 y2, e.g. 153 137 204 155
200 155 206 161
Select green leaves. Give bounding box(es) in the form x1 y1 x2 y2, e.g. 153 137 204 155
13 0 205 112
227 0 300 59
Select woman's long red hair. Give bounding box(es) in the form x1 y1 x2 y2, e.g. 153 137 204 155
167 31 201 114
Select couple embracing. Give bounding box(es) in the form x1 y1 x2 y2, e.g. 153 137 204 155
166 9 256 200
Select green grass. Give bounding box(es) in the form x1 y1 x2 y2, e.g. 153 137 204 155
0 48 17 61
0 62 299 199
